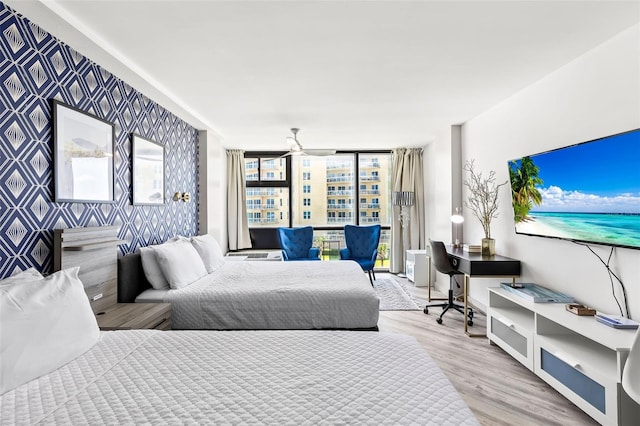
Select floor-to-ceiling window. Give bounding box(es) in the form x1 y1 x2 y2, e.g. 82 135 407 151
244 151 392 269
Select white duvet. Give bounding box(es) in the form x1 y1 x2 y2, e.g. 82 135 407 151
1 330 478 425
143 260 380 330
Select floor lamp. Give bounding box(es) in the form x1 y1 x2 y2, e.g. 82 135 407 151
393 191 415 277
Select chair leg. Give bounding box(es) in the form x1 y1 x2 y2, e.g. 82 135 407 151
368 270 374 286
372 269 376 281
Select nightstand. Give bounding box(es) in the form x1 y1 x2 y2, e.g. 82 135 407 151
96 303 172 330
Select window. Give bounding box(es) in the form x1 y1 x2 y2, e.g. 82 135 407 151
244 156 290 228
245 151 392 268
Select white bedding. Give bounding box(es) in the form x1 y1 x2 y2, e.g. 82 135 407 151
138 260 380 330
1 330 478 425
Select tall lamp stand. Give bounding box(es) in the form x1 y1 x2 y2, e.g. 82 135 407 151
393 191 415 278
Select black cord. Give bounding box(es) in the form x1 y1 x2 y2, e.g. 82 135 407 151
573 241 630 319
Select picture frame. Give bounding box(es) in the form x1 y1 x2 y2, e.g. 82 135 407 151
53 100 115 203
132 134 165 205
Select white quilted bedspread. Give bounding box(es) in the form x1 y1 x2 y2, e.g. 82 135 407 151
165 260 380 330
2 330 478 425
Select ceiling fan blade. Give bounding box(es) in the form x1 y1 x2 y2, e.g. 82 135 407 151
303 149 337 156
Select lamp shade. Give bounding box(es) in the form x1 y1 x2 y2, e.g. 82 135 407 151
450 207 464 224
392 191 415 207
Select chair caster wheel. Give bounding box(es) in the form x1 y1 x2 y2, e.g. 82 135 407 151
436 318 443 325
468 320 473 326
423 307 429 314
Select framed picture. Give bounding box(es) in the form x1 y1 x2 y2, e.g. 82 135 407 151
53 100 115 203
132 134 165 205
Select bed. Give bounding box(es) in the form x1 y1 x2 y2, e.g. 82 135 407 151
1 329 478 425
119 254 380 330
1 259 477 425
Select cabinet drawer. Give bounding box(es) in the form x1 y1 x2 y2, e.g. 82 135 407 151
534 339 618 425
487 310 534 371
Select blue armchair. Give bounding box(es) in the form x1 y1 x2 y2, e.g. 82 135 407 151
339 224 381 285
277 226 321 261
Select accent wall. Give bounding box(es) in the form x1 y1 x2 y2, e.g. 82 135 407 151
0 2 199 278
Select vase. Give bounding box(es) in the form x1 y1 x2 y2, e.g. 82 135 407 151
481 238 495 256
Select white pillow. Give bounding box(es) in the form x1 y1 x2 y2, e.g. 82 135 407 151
0 267 100 395
139 237 191 289
0 268 43 286
153 240 208 289
191 234 225 274
140 246 170 290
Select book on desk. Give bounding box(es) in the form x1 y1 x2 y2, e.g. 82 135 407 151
500 282 574 303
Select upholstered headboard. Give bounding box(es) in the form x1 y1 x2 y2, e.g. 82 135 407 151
117 253 152 303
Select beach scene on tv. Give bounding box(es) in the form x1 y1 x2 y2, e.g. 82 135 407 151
508 129 640 250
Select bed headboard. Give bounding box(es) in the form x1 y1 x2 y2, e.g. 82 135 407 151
117 253 152 303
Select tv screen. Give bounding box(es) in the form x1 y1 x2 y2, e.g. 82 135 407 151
508 128 640 250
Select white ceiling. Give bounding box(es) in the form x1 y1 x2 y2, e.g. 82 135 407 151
7 1 640 150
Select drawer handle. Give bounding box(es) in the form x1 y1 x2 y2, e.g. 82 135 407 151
554 351 580 369
495 315 514 328
151 318 168 329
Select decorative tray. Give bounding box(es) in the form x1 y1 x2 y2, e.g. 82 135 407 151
565 304 596 316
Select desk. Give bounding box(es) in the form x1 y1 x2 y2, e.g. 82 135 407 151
446 246 521 337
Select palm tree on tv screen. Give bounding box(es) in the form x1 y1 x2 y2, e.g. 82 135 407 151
510 156 543 223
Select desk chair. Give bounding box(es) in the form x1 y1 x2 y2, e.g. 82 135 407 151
424 240 473 326
277 226 321 261
622 328 640 404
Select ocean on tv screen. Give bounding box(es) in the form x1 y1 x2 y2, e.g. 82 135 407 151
509 128 640 249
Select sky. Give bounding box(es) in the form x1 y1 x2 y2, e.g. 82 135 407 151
510 129 640 213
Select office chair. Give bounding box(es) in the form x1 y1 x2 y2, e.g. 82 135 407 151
622 328 640 404
277 226 321 261
340 224 381 285
423 240 474 326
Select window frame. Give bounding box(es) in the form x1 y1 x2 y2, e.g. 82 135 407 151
244 150 391 232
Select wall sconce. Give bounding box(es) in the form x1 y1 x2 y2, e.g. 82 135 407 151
173 192 190 202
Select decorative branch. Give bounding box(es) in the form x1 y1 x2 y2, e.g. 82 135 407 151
463 160 508 239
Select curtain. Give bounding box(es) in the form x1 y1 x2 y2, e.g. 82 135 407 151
226 150 252 250
390 148 425 273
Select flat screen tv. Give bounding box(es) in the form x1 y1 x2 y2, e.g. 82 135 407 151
508 128 640 250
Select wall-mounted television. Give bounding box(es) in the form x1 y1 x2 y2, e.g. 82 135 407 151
508 128 640 250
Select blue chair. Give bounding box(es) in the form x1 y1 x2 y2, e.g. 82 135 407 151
339 224 381 285
277 226 321 261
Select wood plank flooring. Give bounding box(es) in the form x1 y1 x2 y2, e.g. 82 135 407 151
376 273 598 426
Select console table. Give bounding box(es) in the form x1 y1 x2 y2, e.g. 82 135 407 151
488 287 639 425
446 246 521 337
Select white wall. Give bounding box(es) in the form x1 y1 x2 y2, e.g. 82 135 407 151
198 130 228 251
458 25 640 317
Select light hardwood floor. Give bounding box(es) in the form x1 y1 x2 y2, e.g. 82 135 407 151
376 273 598 426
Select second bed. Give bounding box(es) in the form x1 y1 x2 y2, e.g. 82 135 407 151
119 255 380 330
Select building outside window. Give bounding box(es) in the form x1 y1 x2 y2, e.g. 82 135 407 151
245 151 392 267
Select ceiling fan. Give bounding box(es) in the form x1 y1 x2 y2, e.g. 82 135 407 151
281 128 336 157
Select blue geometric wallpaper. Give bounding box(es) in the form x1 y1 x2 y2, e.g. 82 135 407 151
0 2 199 278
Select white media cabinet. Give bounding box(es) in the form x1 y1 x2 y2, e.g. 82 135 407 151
487 287 639 425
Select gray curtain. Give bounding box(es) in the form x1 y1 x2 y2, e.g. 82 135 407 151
226 150 251 250
390 148 425 273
